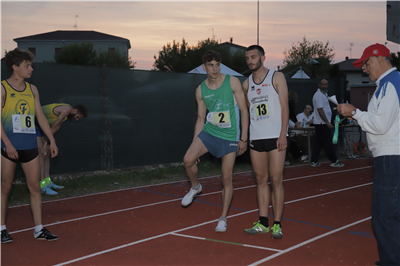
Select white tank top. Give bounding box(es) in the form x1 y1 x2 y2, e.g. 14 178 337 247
248 70 284 140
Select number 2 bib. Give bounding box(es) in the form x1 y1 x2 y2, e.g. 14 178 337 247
206 111 231 128
12 114 36 134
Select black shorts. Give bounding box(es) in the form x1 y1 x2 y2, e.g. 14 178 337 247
249 138 278 153
1 148 39 163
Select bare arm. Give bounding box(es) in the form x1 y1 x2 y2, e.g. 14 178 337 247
193 85 206 142
32 85 58 158
50 105 71 135
231 76 248 155
317 108 333 128
273 72 289 151
0 84 18 158
242 78 250 109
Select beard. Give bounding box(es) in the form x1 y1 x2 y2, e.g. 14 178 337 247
249 58 263 72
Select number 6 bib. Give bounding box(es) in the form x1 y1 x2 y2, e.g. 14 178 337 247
12 114 36 134
206 111 231 128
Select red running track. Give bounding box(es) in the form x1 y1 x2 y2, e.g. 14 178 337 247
1 158 378 265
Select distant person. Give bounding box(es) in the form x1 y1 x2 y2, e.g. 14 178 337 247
311 79 344 167
37 103 87 195
296 105 314 127
337 43 400 266
1 48 59 244
242 45 288 239
181 50 249 232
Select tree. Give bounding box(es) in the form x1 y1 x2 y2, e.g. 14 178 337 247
54 42 134 69
153 38 248 74
96 47 134 69
280 36 335 78
54 42 97 66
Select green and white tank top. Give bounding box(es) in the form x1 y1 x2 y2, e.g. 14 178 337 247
201 74 240 141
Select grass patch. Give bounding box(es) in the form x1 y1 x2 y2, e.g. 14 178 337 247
8 161 254 206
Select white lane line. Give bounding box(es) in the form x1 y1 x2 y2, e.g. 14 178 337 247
52 182 372 266
9 177 373 235
171 232 282 252
248 217 372 266
9 165 372 208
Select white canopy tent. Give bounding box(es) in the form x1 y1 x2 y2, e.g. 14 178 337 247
188 63 243 76
291 68 310 79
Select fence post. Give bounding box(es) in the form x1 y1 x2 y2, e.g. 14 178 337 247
100 64 113 170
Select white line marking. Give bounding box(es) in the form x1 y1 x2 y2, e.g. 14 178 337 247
171 232 282 252
248 217 372 266
9 172 373 235
52 182 372 265
10 165 372 208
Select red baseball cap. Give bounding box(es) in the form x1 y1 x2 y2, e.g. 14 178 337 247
352 43 391 68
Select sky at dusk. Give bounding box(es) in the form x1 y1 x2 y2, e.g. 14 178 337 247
1 0 399 71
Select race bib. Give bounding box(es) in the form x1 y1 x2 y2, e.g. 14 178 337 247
255 103 270 117
12 114 36 134
206 111 231 128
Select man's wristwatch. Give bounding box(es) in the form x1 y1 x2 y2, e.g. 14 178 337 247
351 108 357 116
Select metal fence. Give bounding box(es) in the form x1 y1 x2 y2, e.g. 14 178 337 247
1 61 345 179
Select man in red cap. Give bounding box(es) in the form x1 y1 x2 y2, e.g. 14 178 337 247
338 43 400 266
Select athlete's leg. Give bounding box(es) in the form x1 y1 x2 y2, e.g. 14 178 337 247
21 157 42 226
36 137 48 181
250 149 270 217
1 156 17 225
219 151 236 218
183 137 208 186
267 149 286 222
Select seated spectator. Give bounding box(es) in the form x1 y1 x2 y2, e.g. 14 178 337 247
296 105 314 127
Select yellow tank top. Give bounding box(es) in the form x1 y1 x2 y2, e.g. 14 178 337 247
1 80 37 149
42 103 71 126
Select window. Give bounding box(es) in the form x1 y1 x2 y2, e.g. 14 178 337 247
55 48 62 54
108 47 115 53
28 48 36 55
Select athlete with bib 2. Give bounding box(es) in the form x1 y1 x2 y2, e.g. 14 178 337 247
242 45 289 239
181 50 249 233
1 48 59 244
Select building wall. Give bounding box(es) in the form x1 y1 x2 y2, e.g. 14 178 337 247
17 40 129 62
345 72 372 90
350 85 376 111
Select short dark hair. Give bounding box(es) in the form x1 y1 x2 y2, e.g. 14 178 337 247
4 48 35 72
202 50 221 64
73 104 88 117
246 45 265 56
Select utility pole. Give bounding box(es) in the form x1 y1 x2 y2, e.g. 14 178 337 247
73 15 79 30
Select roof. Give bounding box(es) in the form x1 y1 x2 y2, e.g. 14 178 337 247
334 58 361 72
219 42 247 50
13 30 131 49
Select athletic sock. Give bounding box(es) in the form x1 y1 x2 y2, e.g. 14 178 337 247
259 216 269 227
192 183 201 190
34 224 43 233
219 216 227 222
1 225 6 231
273 221 281 228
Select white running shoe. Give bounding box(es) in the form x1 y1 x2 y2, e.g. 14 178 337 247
215 219 227 232
181 184 202 206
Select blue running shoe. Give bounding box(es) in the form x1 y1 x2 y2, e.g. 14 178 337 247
48 181 64 190
41 185 58 196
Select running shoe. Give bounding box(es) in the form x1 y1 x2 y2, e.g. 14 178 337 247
330 160 345 167
300 155 309 162
1 229 13 244
244 221 270 235
311 162 321 167
181 184 202 206
284 161 290 166
48 181 64 190
215 219 227 232
271 224 283 239
41 185 58 196
34 228 58 241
